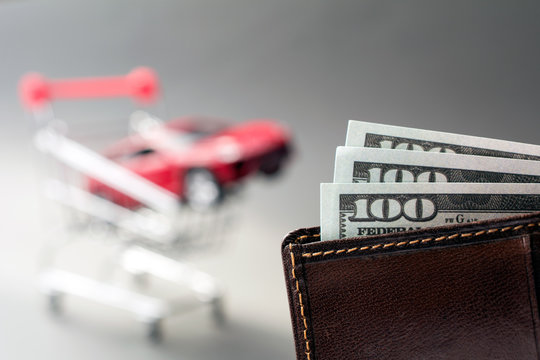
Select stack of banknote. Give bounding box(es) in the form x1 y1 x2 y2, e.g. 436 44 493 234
321 120 540 240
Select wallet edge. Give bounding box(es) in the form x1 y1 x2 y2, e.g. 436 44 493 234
282 211 540 360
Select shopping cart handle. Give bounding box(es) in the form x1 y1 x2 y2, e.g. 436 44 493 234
19 67 160 110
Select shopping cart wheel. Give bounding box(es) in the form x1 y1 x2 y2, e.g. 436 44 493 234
147 319 163 344
47 292 63 315
132 272 149 289
211 297 226 327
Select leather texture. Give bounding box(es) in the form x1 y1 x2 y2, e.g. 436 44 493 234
282 212 540 360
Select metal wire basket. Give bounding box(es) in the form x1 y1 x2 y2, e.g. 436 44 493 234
21 69 239 342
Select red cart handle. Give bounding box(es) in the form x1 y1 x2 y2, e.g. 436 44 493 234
19 67 160 110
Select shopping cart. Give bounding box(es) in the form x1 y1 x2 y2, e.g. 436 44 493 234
19 68 237 342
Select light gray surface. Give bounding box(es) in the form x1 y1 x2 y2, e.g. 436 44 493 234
1 1 540 359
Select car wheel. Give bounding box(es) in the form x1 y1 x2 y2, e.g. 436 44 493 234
259 145 289 176
184 169 223 210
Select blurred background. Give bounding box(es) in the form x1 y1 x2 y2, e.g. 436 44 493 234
1 1 540 359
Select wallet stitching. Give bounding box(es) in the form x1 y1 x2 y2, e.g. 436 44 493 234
295 234 320 244
301 222 540 258
289 243 312 360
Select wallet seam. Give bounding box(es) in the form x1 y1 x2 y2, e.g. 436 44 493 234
301 222 539 259
288 243 313 360
295 233 320 244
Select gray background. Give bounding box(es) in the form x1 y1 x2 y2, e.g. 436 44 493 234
1 1 540 359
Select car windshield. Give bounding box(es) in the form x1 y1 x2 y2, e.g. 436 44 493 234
172 132 207 147
113 120 224 160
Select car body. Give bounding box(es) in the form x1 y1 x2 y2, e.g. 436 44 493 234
87 115 292 209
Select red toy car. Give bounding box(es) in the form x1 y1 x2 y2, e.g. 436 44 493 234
87 115 292 209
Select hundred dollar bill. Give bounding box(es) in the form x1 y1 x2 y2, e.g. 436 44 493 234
346 120 540 160
334 147 540 183
320 182 540 240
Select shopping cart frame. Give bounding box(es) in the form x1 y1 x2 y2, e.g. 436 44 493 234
20 68 230 342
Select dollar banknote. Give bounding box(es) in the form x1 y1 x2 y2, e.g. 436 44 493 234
345 120 540 160
333 147 540 183
320 183 540 240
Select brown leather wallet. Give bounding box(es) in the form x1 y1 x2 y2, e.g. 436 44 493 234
282 212 540 360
